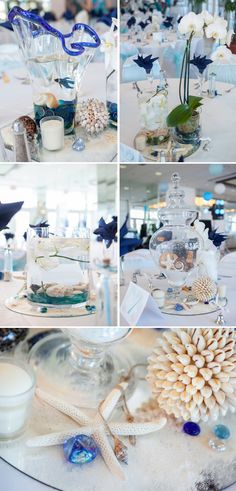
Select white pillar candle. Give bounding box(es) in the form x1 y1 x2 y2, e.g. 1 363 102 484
152 289 165 308
40 116 64 151
0 359 35 439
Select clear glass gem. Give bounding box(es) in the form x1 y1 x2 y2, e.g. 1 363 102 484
63 434 98 464
208 438 226 452
213 424 230 440
72 138 85 152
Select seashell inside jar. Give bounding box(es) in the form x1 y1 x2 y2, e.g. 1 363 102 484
27 230 90 307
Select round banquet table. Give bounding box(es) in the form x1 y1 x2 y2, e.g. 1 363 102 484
120 258 236 327
120 78 236 162
1 328 236 491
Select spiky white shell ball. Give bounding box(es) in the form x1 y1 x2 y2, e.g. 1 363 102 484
147 328 236 423
77 98 109 135
192 276 217 302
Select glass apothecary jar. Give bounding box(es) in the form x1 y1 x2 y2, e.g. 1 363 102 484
137 70 169 146
149 173 202 298
27 226 90 307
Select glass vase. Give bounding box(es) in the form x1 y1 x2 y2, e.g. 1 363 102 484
27 226 90 307
137 73 169 146
106 68 117 127
28 328 132 407
9 7 100 134
149 172 203 299
175 111 200 145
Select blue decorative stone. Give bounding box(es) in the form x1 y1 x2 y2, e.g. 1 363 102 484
213 424 230 440
63 434 98 464
72 137 85 152
85 304 96 313
167 288 173 293
175 303 184 312
37 306 48 313
183 422 201 436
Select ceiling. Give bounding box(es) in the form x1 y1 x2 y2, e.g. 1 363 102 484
120 163 236 204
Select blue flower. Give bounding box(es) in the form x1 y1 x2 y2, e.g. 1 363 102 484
133 54 159 74
138 20 149 30
0 201 23 231
127 16 136 28
4 232 14 242
94 216 117 248
208 229 227 247
190 55 213 74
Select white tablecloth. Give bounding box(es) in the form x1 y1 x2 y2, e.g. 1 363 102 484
120 260 236 326
120 78 236 162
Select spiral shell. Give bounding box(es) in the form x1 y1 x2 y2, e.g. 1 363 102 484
147 328 236 423
77 98 109 135
192 276 217 302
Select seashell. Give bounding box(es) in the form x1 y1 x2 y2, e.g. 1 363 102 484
192 354 205 368
192 277 217 302
147 328 236 422
184 365 198 378
192 377 205 390
199 368 212 381
185 343 197 357
45 93 59 109
201 349 214 363
46 285 74 297
177 354 190 366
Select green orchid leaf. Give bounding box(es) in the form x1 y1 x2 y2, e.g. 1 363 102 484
188 95 203 111
166 104 192 127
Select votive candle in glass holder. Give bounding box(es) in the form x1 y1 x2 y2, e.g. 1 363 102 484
40 116 64 151
0 358 35 439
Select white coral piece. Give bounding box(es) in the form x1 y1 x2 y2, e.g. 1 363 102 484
192 276 217 302
77 98 109 135
147 328 236 423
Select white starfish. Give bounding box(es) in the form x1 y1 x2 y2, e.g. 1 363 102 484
27 382 166 480
161 253 176 271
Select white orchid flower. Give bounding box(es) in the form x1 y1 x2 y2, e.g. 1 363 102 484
205 21 227 40
199 10 214 26
178 12 204 36
34 239 59 271
100 23 117 72
211 45 232 62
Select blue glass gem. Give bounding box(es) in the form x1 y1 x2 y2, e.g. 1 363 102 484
63 434 98 464
175 303 184 312
167 288 173 293
72 138 85 152
213 424 230 440
38 306 48 313
85 304 96 313
183 422 201 436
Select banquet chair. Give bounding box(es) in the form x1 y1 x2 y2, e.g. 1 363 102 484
122 248 155 271
208 60 236 86
219 251 236 267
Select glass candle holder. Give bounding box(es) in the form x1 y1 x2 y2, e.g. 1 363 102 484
0 358 35 439
40 116 64 151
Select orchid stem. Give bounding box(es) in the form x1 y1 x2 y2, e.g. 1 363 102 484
35 254 89 264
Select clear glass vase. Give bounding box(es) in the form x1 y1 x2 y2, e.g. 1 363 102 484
149 172 203 299
27 226 90 307
137 71 169 146
9 7 100 134
28 328 132 407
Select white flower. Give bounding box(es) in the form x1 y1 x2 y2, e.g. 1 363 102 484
34 239 59 271
100 27 117 71
214 16 228 29
178 12 204 35
211 45 232 62
205 21 227 40
199 10 214 26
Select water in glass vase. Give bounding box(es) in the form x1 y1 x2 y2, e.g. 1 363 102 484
27 237 90 307
27 53 89 135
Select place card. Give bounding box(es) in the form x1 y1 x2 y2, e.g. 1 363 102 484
120 282 166 326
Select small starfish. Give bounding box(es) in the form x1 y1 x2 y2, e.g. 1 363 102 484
161 253 176 270
27 382 166 480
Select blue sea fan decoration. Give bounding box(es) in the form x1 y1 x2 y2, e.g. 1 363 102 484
208 228 227 247
0 201 24 231
190 55 213 74
94 216 117 248
133 54 159 74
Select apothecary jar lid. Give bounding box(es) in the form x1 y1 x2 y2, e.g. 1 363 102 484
159 172 198 226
